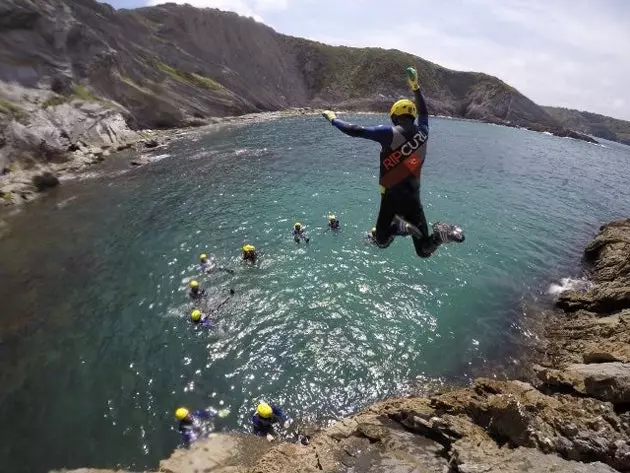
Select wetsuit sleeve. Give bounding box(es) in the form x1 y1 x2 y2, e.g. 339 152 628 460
272 405 287 422
180 429 195 447
251 415 266 436
414 89 429 132
331 119 392 146
193 410 215 419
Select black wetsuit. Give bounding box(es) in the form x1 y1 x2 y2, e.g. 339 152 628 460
330 88 439 257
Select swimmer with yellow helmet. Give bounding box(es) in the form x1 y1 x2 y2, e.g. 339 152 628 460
242 244 257 263
322 67 465 258
292 222 310 244
327 215 340 231
199 253 212 273
199 252 235 275
174 406 218 446
189 308 211 327
188 279 206 300
251 401 287 439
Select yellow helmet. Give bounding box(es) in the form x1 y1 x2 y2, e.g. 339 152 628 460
257 402 273 419
295 222 301 229
242 244 255 252
189 280 199 289
175 407 189 420
191 309 202 322
371 227 377 234
390 99 417 118
328 215 336 221
200 253 208 262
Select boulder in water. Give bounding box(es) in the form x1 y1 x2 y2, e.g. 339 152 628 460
144 139 159 149
32 172 59 191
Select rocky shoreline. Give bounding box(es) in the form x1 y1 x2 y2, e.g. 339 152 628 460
52 219 630 473
0 105 316 207
1 102 595 210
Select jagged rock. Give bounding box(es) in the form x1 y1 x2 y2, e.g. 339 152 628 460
453 442 618 473
557 219 630 314
325 418 358 440
540 363 630 405
557 281 630 314
32 171 59 191
160 433 269 473
541 310 630 367
50 74 73 95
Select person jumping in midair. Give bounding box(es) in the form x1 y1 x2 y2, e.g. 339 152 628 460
321 67 464 258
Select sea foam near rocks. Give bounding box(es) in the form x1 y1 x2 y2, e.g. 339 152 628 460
548 277 592 295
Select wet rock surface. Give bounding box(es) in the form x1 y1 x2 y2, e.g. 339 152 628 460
557 220 630 314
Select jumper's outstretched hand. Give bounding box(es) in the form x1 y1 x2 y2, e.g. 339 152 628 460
406 66 419 91
322 110 336 122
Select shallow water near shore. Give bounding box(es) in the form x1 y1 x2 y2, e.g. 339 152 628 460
1 116 630 473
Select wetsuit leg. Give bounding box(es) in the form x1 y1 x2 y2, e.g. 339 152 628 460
402 198 439 258
374 193 398 248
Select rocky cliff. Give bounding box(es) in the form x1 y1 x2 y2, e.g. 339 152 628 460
0 0 602 204
54 219 630 473
544 107 630 146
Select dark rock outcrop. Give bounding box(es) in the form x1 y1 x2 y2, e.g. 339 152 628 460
557 220 630 314
544 106 630 146
32 171 59 191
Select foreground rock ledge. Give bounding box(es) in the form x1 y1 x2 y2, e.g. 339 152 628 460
55 219 630 473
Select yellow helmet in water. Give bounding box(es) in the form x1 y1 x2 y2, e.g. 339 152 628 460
243 244 255 252
328 215 336 221
371 227 377 234
175 407 189 420
189 280 199 289
191 309 202 322
257 402 273 419
200 253 208 262
295 222 301 229
390 99 417 118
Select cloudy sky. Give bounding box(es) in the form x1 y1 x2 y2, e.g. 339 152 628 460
107 0 629 120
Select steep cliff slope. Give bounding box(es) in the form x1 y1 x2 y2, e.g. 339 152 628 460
544 106 630 145
0 0 560 128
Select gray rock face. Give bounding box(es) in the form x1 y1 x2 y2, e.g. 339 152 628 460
557 220 630 314
540 363 630 405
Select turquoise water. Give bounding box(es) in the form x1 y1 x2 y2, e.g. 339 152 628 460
1 116 629 472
